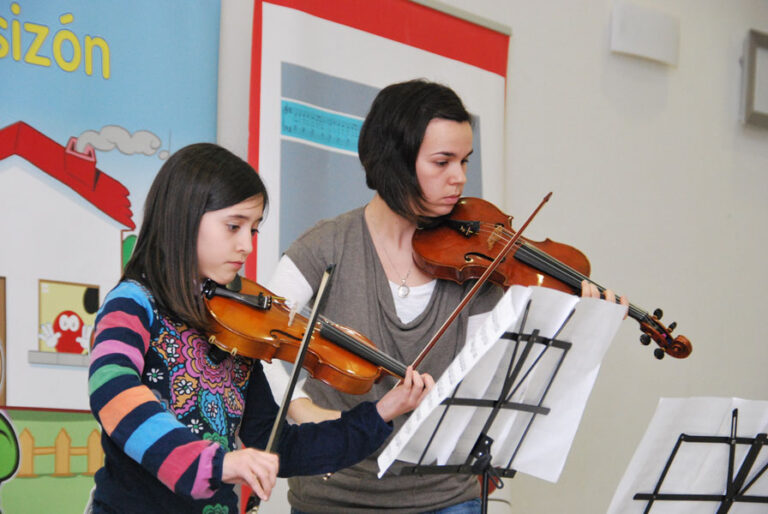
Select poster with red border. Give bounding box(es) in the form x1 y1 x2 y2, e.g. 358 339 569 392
247 0 509 282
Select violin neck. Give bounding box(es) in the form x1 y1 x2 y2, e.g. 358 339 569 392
318 321 408 378
515 242 647 323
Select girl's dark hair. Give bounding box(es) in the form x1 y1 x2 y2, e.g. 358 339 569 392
358 79 471 223
123 143 268 333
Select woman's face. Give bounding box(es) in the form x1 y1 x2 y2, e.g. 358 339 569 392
414 118 473 218
197 194 264 285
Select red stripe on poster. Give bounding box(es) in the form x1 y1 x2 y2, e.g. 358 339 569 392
245 0 264 280
266 0 508 76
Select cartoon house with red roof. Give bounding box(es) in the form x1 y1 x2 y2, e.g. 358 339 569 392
0 121 134 411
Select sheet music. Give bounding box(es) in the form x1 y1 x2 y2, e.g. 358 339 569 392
608 397 768 514
502 289 625 481
377 285 626 481
377 285 530 474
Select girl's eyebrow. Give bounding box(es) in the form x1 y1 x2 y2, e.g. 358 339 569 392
226 213 260 221
224 214 264 227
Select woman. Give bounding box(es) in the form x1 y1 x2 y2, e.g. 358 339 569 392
264 79 506 513
265 79 627 513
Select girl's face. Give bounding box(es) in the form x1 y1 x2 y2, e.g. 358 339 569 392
414 118 472 218
197 194 264 285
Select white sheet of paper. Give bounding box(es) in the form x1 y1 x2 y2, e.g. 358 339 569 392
608 397 768 514
377 285 529 475
377 285 626 481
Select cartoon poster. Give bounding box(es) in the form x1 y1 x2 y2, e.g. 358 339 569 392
0 0 220 510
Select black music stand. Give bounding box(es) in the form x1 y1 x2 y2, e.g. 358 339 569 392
633 409 768 513
394 298 575 514
377 285 626 513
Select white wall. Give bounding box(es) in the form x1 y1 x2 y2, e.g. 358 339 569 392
218 1 768 512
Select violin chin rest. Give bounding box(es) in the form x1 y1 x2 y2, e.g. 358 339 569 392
226 274 243 292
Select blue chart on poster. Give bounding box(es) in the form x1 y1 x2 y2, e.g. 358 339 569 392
281 99 363 153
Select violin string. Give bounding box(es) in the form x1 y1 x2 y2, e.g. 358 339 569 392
472 223 587 283
470 222 622 292
320 321 406 376
471 222 644 318
306 309 407 375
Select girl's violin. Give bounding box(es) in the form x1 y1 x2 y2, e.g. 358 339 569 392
412 197 692 360
202 276 407 395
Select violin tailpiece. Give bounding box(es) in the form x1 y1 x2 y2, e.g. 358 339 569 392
445 219 480 237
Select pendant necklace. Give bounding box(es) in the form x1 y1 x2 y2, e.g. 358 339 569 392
379 238 413 298
396 268 412 298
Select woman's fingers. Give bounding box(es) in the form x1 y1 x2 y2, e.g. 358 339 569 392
580 279 600 298
581 280 629 319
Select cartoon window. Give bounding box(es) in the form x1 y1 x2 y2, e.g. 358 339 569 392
30 280 99 368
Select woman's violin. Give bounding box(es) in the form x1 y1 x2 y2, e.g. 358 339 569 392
202 276 407 395
412 197 692 360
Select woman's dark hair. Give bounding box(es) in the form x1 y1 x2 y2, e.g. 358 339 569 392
358 79 471 223
123 143 268 333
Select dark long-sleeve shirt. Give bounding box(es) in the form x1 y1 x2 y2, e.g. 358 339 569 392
88 280 392 513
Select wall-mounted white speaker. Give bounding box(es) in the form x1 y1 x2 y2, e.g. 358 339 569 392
610 1 680 66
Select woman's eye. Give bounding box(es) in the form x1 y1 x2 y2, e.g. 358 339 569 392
250 228 260 236
227 224 240 232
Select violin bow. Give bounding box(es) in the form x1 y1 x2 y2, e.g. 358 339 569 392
245 265 336 513
407 192 552 372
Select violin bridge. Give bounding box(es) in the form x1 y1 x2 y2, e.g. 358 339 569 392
487 225 504 250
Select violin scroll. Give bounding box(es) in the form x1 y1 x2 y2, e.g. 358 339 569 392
638 310 692 360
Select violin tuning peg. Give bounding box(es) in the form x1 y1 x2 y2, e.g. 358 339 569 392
653 308 664 319
653 348 665 360
668 321 677 331
640 334 651 346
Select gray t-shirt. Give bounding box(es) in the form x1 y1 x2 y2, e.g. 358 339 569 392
284 207 502 513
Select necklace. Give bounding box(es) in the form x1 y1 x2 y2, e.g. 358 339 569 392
396 267 412 298
377 235 413 298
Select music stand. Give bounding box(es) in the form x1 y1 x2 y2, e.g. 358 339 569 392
608 397 768 514
377 285 628 513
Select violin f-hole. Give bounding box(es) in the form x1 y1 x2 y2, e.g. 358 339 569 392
465 252 506 265
270 329 302 342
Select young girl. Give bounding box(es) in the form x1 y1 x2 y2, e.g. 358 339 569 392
87 143 432 513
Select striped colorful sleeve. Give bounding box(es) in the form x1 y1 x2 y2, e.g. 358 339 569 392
88 281 224 499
